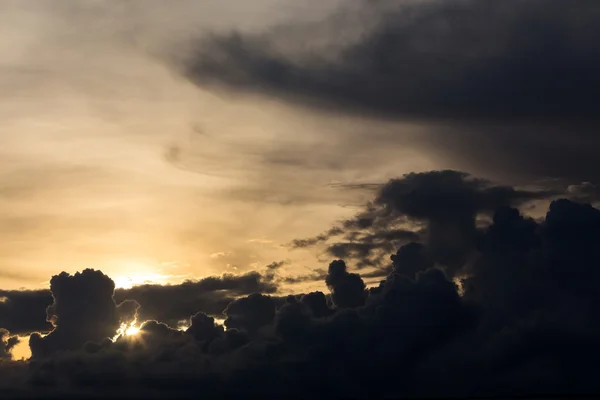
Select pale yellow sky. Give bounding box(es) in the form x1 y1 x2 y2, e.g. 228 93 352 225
0 1 445 290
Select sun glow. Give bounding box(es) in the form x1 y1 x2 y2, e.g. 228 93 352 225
113 273 172 289
125 325 140 336
114 320 141 341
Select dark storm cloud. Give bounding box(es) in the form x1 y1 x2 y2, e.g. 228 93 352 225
183 0 600 183
223 293 276 333
115 271 278 328
292 170 554 271
325 228 420 265
185 312 224 343
0 271 281 338
390 241 434 279
0 289 52 335
186 0 600 123
29 269 133 359
325 260 366 308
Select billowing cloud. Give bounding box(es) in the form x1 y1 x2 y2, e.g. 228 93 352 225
0 270 281 338
29 269 134 359
292 170 556 274
115 271 279 328
1 180 600 397
325 260 366 308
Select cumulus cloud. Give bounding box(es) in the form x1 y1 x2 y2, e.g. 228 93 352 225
325 260 366 308
115 271 279 328
2 170 600 399
28 269 134 359
223 293 276 333
0 270 282 338
292 170 555 273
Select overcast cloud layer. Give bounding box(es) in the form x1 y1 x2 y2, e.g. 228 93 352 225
186 0 600 184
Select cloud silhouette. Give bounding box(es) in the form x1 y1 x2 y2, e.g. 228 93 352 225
2 170 600 398
114 271 279 328
325 260 367 308
292 170 555 273
28 269 134 359
0 289 53 335
0 270 282 338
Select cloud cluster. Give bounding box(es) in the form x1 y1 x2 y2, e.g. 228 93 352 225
0 270 281 337
114 271 278 328
28 269 135 359
1 169 600 398
293 170 555 272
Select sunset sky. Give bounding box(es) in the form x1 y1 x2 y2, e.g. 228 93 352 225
0 0 453 291
1 1 600 397
3 0 594 293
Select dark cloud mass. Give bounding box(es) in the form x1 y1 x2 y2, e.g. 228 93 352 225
114 271 278 328
0 290 53 335
0 271 280 339
185 0 600 183
293 170 555 272
2 170 600 397
29 269 132 359
325 260 366 308
187 0 600 122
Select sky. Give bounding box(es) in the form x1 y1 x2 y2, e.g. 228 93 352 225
0 0 445 292
3 1 596 291
1 0 600 398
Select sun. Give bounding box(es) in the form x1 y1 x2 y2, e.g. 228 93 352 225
113 320 142 341
113 271 173 289
125 325 140 336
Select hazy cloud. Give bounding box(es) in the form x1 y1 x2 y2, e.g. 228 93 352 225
184 0 600 184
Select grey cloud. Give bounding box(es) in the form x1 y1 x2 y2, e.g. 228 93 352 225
292 170 554 271
183 0 600 184
29 269 133 359
0 271 280 338
114 271 278 328
186 0 600 123
0 289 53 335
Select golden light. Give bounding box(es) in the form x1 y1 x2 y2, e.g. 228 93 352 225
125 325 140 336
10 335 32 361
114 320 142 341
176 320 191 331
113 273 171 289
